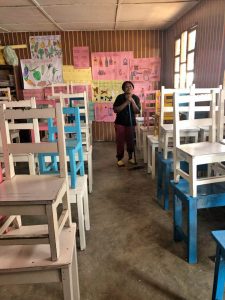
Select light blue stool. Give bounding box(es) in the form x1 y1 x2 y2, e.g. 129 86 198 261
170 179 225 264
212 230 225 300
39 107 84 189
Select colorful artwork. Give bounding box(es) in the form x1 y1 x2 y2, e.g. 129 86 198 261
21 58 63 89
73 47 90 68
29 35 62 59
130 57 161 82
63 65 92 82
92 80 123 102
91 51 133 80
94 103 115 122
133 82 155 102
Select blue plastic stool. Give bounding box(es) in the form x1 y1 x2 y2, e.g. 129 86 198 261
170 179 225 264
39 107 84 189
211 230 225 300
156 151 173 210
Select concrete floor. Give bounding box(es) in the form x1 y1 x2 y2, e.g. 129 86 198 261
1 141 225 299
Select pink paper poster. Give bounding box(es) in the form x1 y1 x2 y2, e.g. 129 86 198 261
91 51 133 80
71 84 92 100
73 47 90 68
133 82 154 102
94 103 115 122
130 57 161 82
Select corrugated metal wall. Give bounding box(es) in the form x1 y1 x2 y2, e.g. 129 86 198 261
0 30 163 141
163 0 225 88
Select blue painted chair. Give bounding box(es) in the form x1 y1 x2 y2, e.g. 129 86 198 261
211 230 225 300
39 107 84 189
170 179 225 264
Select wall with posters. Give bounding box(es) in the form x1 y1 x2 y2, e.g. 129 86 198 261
0 29 163 141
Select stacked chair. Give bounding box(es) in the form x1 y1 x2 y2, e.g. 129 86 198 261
170 88 225 264
0 101 80 299
139 91 159 163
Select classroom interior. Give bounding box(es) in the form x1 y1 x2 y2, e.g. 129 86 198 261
0 0 225 299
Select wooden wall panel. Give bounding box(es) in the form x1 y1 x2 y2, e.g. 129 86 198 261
0 29 162 141
163 0 225 88
0 30 163 64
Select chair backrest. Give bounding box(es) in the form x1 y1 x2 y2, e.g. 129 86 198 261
0 98 38 147
48 106 82 145
160 86 191 127
173 91 218 147
0 87 11 101
60 92 90 149
0 102 67 179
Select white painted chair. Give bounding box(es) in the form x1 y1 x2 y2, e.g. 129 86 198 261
173 89 225 197
69 175 90 250
159 86 200 159
0 225 80 300
147 134 159 179
0 99 38 175
0 102 72 261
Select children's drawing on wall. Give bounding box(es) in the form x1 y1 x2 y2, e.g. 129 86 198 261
29 35 62 59
94 103 115 122
130 57 161 82
133 82 154 102
63 66 92 83
21 58 63 89
91 52 133 80
92 81 123 102
73 47 90 68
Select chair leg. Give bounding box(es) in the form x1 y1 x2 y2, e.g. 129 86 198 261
62 265 74 300
78 148 85 176
69 151 77 189
71 241 80 300
46 204 60 261
212 245 225 300
83 178 90 231
173 194 183 241
187 197 197 264
88 151 93 193
77 194 86 250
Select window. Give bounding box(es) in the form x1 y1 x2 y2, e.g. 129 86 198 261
174 27 197 88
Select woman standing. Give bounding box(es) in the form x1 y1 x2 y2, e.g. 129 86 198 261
113 81 141 167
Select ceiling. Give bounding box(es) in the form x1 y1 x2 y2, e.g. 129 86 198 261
0 0 200 32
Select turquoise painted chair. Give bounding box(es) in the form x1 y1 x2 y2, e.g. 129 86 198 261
39 106 84 189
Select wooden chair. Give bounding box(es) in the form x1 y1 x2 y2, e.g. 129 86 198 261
173 90 225 197
0 225 80 300
0 102 72 261
158 86 199 159
61 92 93 193
37 101 90 250
0 99 38 175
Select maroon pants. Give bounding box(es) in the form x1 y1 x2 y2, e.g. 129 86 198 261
115 124 135 160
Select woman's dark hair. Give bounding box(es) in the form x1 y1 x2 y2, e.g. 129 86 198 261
122 81 134 91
